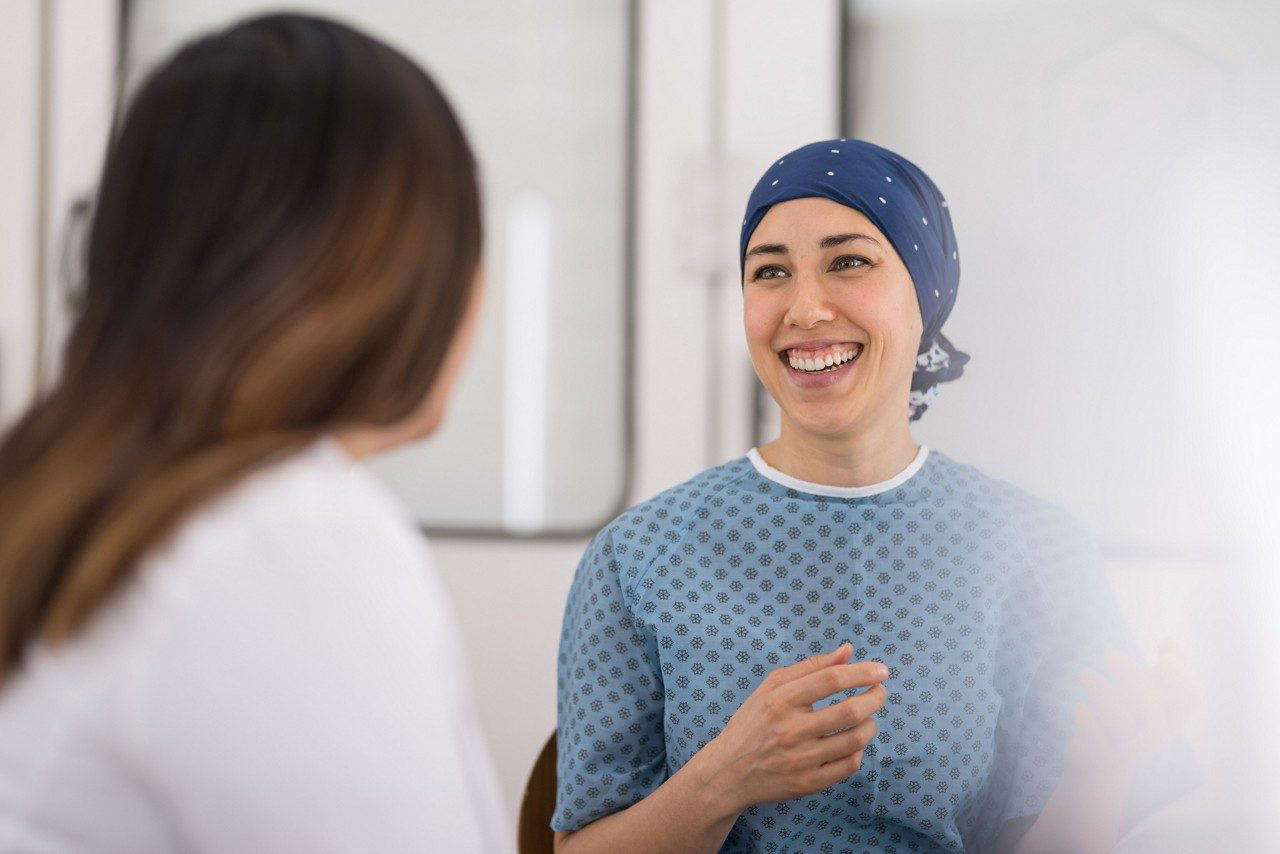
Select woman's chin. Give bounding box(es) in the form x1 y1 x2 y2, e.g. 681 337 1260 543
780 402 866 439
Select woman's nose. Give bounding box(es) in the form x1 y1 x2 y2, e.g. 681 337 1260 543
783 273 836 329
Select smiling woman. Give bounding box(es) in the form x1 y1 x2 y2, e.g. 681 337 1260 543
551 140 1186 854
744 198 926 466
748 228 881 383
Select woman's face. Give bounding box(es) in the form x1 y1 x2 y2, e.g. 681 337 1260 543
411 265 487 438
337 266 486 458
743 197 922 439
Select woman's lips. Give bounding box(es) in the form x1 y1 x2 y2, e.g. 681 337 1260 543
778 342 863 388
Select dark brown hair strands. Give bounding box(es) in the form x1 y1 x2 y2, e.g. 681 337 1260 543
0 13 482 680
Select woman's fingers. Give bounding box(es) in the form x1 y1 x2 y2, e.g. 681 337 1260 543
1066 700 1102 770
809 744 867 790
765 643 856 688
1078 665 1138 752
802 682 886 737
1071 700 1101 736
1105 643 1186 748
1104 647 1169 742
712 644 889 807
804 715 878 766
783 661 889 708
1103 647 1151 704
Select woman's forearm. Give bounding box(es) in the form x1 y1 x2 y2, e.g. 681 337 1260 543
1006 766 1130 854
554 748 742 854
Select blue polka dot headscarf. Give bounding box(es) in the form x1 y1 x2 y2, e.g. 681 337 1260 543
740 139 970 421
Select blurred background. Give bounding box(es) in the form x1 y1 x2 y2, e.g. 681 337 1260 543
1 0 1277 848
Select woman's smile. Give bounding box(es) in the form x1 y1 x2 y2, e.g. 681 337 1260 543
778 340 865 388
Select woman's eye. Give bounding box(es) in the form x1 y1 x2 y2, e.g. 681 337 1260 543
753 265 788 280
831 255 869 271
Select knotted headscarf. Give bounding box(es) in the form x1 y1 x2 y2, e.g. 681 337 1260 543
740 139 969 420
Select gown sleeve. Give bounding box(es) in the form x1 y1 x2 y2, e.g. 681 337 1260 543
552 522 668 833
966 506 1140 851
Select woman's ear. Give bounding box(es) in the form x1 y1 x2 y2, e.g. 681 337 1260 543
406 263 488 439
337 264 487 457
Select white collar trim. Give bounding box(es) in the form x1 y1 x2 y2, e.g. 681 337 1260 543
746 445 930 498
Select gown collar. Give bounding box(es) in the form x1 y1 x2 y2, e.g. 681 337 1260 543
746 444 930 499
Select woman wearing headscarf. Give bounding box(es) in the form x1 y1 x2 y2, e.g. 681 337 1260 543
553 140 1184 853
0 14 510 852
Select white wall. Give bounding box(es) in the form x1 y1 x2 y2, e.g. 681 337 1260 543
0 0 116 421
35 0 116 390
0 1 41 424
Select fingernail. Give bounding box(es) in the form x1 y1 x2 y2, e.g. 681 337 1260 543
877 664 889 679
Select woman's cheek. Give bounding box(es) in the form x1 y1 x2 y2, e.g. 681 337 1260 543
742 298 779 355
868 304 921 381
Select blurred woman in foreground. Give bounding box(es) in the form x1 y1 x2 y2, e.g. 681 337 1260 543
0 14 509 852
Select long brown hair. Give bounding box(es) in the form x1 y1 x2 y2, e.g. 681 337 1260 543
0 13 481 681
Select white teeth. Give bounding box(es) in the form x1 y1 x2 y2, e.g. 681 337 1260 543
786 345 862 372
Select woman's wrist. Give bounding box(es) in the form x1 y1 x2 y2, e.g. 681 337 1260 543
1012 762 1132 854
681 737 746 824
1065 747 1137 796
556 746 743 854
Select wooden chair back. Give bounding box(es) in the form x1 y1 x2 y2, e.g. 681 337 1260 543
517 731 558 854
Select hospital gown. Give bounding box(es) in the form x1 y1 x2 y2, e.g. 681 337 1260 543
553 446 1137 853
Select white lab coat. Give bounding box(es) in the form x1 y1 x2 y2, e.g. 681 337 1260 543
0 437 511 853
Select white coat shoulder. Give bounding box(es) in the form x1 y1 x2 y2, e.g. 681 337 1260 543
0 438 511 853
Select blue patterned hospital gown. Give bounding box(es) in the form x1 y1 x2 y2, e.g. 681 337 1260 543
554 446 1135 853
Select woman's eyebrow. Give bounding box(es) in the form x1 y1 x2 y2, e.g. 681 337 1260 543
745 242 788 257
820 233 881 249
746 233 881 258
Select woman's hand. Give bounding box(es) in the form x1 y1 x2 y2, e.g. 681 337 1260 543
1066 639 1190 779
1003 641 1193 854
692 642 888 816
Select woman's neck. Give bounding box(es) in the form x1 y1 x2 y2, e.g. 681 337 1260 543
757 418 919 489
